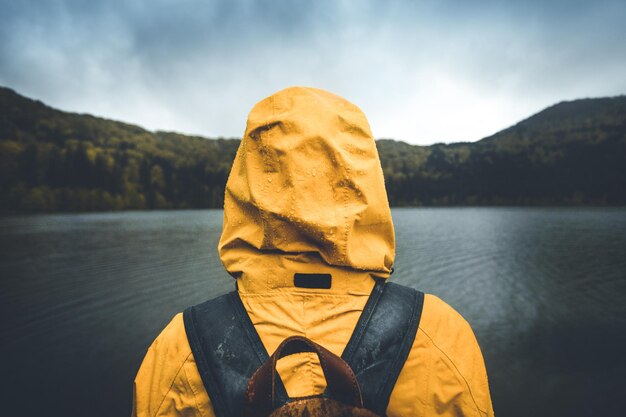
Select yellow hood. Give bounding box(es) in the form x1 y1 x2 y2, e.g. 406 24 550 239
218 87 395 292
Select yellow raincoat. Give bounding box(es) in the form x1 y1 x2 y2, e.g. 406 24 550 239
133 87 494 417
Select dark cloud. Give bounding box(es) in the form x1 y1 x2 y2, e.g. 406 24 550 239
1 0 625 144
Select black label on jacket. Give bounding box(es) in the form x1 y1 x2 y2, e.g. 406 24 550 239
294 273 332 289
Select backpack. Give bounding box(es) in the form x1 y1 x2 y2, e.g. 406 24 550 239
184 280 424 417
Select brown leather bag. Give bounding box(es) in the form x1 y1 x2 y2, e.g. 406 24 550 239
244 336 382 417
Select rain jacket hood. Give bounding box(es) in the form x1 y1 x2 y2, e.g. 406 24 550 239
218 87 395 291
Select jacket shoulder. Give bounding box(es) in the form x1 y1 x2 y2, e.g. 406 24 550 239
133 313 215 417
419 294 493 416
420 293 473 342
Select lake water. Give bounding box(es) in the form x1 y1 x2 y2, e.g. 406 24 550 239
1 208 625 417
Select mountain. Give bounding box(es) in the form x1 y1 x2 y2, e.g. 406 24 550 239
377 96 626 205
1 86 625 212
0 87 240 211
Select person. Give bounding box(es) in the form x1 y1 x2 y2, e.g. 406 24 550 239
132 87 494 417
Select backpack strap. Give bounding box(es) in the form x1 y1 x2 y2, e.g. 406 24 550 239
184 280 423 417
183 291 288 417
341 280 424 416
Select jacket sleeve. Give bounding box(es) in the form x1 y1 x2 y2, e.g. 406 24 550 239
389 294 494 417
132 313 216 417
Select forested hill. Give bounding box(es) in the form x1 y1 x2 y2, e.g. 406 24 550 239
1 86 625 212
0 87 240 211
378 95 626 205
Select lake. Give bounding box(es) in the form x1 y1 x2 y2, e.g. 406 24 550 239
1 208 625 417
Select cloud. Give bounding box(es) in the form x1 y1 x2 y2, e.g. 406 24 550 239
1 0 625 144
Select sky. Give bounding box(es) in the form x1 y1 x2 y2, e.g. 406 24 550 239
1 0 625 145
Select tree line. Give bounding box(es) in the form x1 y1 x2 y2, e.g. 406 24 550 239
1 138 238 212
1 87 625 212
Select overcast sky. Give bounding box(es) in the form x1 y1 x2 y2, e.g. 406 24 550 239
1 0 625 145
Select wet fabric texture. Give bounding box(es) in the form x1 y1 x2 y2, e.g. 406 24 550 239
133 87 494 417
